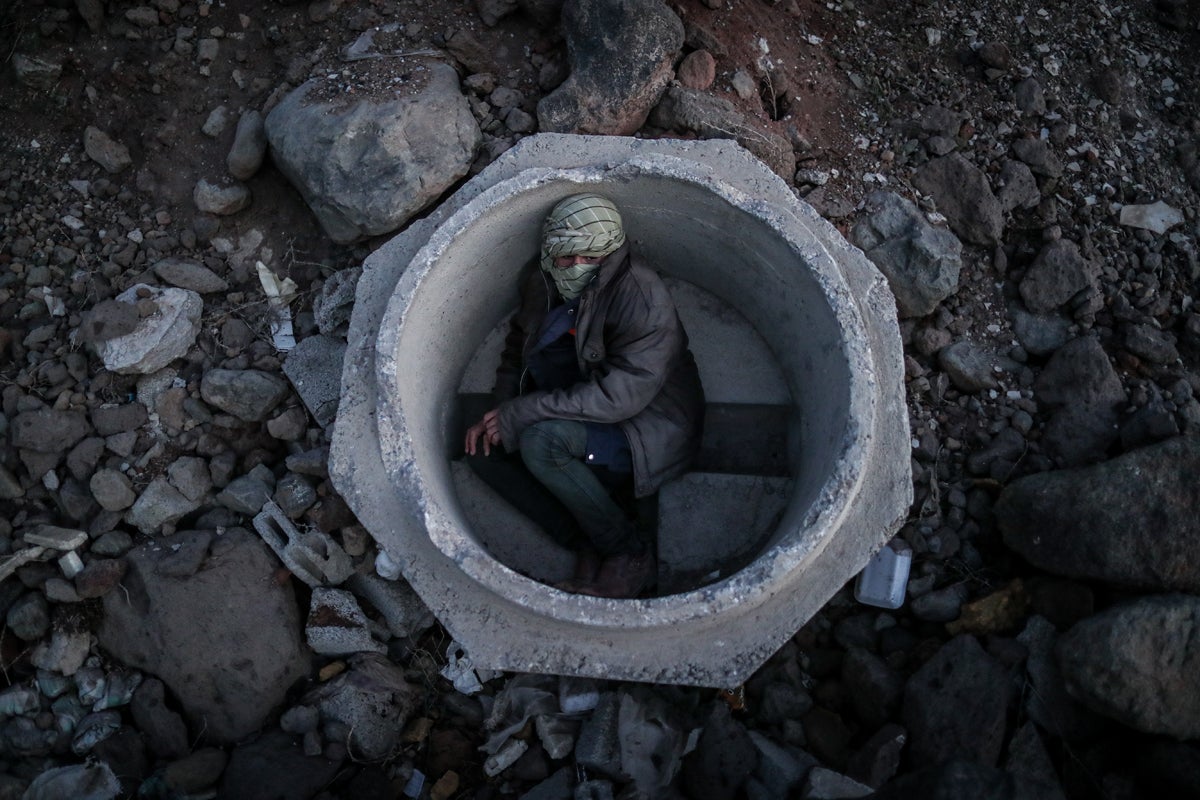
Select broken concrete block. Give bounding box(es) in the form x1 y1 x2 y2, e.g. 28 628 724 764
91 284 201 375
346 572 434 639
306 588 385 655
304 652 420 761
575 692 623 779
24 525 89 551
282 334 346 428
253 501 353 587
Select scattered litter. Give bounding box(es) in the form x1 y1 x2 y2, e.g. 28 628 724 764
483 738 528 777
482 674 558 753
1119 200 1183 235
559 676 600 714
804 34 823 45
441 642 497 695
256 260 298 351
375 549 402 580
854 538 912 609
402 769 425 798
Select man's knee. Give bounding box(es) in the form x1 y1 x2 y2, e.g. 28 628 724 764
520 420 585 471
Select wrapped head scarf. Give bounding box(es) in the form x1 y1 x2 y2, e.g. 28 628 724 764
540 193 626 299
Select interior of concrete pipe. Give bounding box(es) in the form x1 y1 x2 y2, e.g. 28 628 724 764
380 172 859 598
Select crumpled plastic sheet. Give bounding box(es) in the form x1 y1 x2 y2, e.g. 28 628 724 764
480 674 559 755
617 688 692 796
440 642 498 696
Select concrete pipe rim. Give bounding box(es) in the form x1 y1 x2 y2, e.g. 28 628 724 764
374 159 877 628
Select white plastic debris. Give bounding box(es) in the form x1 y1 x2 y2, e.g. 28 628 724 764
402 769 425 798
854 538 912 609
1119 200 1184 235
374 549 402 580
483 738 528 777
441 642 484 695
256 260 298 351
559 676 601 714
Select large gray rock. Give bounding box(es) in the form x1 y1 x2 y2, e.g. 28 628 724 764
265 64 481 243
997 435 1200 591
850 191 962 318
1034 336 1125 465
912 153 1004 247
11 408 91 454
902 635 1010 767
1017 616 1103 741
538 0 683 136
1058 594 1200 739
99 528 309 743
649 85 795 179
200 369 289 422
220 729 341 800
302 652 419 760
1019 240 1097 315
91 284 202 375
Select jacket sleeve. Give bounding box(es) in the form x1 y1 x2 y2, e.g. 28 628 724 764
497 275 682 449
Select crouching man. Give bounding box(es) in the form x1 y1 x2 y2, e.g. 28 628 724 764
465 193 704 598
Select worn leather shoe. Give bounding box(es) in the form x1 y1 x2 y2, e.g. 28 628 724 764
576 549 655 599
554 548 602 593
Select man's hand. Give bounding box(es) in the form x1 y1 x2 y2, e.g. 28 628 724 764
465 408 502 456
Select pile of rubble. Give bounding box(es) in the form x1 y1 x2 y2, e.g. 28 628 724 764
1 0 1199 798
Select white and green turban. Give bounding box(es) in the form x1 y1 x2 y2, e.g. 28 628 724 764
540 193 626 273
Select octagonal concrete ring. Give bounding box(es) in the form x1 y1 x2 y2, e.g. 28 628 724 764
330 134 912 686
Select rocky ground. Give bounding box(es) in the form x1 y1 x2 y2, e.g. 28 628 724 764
2 0 1200 798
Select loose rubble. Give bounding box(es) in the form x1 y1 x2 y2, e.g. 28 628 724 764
1 0 1198 797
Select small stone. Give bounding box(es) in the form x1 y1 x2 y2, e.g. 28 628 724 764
193 179 251 216
677 50 717 90
201 105 231 138
153 257 229 294
124 477 201 535
730 69 756 100
7 592 50 641
275 473 318 517
977 41 1011 70
84 126 132 174
168 456 213 502
201 369 290 422
216 474 273 515
227 110 268 180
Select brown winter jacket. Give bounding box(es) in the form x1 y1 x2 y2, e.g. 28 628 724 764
495 243 704 498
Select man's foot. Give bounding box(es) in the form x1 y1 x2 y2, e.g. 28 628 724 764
576 550 655 599
553 548 602 593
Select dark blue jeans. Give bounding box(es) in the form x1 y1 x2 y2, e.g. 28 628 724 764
467 420 642 557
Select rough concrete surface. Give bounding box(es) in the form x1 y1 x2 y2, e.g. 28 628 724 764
329 134 911 685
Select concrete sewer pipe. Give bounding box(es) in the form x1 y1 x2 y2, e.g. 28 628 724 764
329 134 912 686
